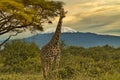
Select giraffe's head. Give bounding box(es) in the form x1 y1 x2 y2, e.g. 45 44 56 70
59 8 67 18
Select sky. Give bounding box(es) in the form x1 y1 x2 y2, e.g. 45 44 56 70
0 0 120 41
52 0 120 36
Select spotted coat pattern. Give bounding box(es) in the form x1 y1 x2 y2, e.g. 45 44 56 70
40 8 66 80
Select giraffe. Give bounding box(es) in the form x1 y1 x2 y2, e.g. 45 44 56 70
40 8 66 80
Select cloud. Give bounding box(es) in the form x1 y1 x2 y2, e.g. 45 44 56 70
1 0 120 39
0 30 36 41
63 6 120 35
63 15 78 23
100 28 120 36
103 29 120 33
53 0 120 36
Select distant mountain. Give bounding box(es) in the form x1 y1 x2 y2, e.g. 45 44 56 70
1 27 119 48
23 32 120 48
41 27 78 34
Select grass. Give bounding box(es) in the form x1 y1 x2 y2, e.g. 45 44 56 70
101 72 120 80
0 73 120 80
0 73 43 80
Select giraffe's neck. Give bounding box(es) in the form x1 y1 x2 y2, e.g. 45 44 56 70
50 17 63 45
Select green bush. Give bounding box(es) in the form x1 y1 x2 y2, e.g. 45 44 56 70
59 66 76 79
0 41 120 80
0 40 41 73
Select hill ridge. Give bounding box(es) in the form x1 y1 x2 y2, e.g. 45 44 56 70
23 32 120 48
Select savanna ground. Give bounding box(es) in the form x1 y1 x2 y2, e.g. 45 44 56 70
0 73 120 80
0 40 120 80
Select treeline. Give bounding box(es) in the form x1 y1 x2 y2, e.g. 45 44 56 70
0 40 120 79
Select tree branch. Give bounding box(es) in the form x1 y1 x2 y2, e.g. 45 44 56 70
0 22 32 35
0 31 22 47
0 16 13 30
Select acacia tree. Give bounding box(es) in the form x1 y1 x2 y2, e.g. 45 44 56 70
0 0 64 47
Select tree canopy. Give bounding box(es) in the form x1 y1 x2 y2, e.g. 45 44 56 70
0 0 64 46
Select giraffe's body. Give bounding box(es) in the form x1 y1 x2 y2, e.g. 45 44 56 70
41 41 60 79
40 8 66 80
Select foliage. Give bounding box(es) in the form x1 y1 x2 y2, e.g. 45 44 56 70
0 0 64 47
59 66 76 79
0 74 43 80
0 40 41 73
0 41 120 80
59 45 120 79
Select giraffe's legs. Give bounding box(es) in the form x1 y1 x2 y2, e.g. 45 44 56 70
41 57 49 80
42 61 47 79
42 57 54 80
49 57 54 71
43 65 47 79
55 54 60 73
